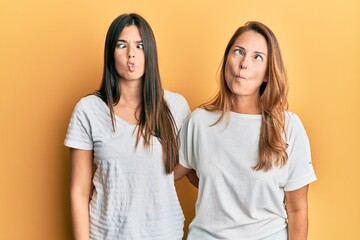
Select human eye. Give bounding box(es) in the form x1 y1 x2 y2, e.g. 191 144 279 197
234 48 244 55
116 43 126 49
255 54 263 61
137 43 144 49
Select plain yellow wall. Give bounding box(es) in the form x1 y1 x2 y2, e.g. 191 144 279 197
1 0 359 239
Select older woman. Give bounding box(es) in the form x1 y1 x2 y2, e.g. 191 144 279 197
175 21 316 240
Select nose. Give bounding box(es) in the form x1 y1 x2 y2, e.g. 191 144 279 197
240 58 248 69
127 46 135 59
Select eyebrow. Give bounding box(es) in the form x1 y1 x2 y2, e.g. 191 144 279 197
117 39 143 43
234 46 267 56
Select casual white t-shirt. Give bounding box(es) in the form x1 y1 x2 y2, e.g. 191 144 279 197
64 90 190 240
179 108 316 240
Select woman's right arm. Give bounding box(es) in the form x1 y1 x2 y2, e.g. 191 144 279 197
174 164 192 181
174 164 199 188
70 148 93 240
185 169 199 188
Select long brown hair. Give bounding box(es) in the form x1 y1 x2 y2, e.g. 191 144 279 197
96 13 179 174
203 21 289 171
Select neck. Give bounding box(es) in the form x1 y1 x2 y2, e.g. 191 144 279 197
231 95 261 114
118 80 143 108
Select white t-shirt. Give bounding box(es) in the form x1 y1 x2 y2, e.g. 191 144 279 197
179 108 317 240
64 90 190 240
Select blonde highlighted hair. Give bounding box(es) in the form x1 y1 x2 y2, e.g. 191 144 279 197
203 21 289 171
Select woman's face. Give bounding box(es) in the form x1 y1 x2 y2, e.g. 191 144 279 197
224 30 268 100
114 25 145 82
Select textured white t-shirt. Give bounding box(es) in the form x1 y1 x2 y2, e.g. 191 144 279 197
179 108 316 240
64 90 190 240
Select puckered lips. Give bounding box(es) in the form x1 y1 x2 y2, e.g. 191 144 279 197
127 61 135 72
235 72 246 81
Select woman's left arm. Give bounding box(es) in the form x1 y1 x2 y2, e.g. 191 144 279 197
285 185 309 240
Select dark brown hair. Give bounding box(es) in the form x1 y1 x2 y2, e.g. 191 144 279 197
96 13 179 174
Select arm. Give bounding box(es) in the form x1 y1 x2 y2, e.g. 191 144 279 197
186 169 199 188
174 164 191 181
174 164 199 188
285 185 309 240
70 148 93 240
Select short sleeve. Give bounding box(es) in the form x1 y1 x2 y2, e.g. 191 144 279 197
284 113 317 191
174 95 191 130
164 90 190 131
179 113 195 170
64 99 93 150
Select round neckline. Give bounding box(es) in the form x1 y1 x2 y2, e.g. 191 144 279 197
229 111 262 119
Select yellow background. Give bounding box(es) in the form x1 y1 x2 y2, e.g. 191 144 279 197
1 0 359 239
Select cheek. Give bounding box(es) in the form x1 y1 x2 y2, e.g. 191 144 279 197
138 53 145 68
226 57 239 74
140 56 145 67
224 66 233 89
258 67 267 80
224 62 233 79
139 61 145 75
114 59 123 75
114 53 124 66
260 61 268 76
252 63 266 78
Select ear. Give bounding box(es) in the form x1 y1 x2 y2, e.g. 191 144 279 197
263 78 268 83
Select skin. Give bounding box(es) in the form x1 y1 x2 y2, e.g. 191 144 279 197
113 25 145 124
225 30 268 114
70 149 93 240
174 165 198 187
175 30 309 239
285 185 309 240
70 25 145 240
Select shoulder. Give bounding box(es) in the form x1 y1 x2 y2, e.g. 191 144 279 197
72 94 106 116
187 108 221 125
284 111 310 143
285 111 301 122
78 94 103 107
285 111 305 131
190 108 212 118
163 89 190 115
163 90 190 128
164 89 188 107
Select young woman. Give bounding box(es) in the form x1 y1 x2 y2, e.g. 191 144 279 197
65 13 190 240
175 21 316 240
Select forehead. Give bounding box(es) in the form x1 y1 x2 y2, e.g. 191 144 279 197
118 25 142 40
233 30 268 53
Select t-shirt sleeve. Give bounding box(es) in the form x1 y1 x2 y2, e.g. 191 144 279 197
172 93 191 131
179 113 195 170
64 99 93 150
284 113 317 191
